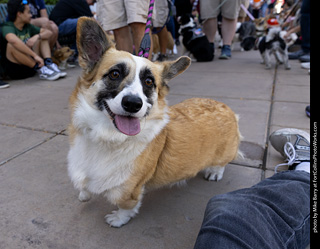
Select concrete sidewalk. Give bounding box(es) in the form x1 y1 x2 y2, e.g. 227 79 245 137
0 47 310 248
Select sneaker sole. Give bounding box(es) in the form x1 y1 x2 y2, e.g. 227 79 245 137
219 54 231 60
40 74 61 81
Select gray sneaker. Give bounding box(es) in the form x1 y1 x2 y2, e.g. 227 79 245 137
38 66 60 81
269 128 310 172
47 63 67 78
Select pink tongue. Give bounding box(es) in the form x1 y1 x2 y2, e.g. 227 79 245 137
114 115 141 136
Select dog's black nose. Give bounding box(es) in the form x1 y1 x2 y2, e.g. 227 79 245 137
122 95 143 113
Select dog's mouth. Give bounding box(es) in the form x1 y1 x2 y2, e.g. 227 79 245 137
103 101 141 136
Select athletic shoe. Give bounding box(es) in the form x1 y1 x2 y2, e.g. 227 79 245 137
301 62 310 70
47 63 67 78
38 66 60 81
305 105 310 118
288 49 309 60
219 45 231 59
269 128 310 172
0 80 9 89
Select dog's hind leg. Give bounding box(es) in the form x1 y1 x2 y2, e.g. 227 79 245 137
204 166 225 181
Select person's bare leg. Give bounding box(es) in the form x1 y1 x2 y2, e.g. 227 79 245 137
39 39 52 59
221 17 237 46
157 26 168 55
6 43 36 67
203 18 217 43
129 22 145 54
113 26 133 52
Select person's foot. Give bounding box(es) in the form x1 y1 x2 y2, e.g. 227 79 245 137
301 62 310 69
0 80 9 89
299 53 310 62
38 66 60 81
305 105 310 118
47 63 67 78
269 128 310 171
288 49 309 60
219 45 231 59
157 54 168 62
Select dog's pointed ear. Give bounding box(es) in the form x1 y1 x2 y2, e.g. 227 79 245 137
77 17 113 72
161 56 191 82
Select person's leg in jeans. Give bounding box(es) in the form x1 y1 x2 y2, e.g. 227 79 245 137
194 128 310 249
289 0 310 61
58 18 78 53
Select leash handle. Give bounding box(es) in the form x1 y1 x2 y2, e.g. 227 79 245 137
138 0 155 58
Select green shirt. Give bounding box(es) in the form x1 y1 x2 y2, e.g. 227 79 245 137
2 22 40 43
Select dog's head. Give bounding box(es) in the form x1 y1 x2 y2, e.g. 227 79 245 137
72 17 191 137
53 46 74 62
177 14 195 32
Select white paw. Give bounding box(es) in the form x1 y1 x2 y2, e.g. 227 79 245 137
105 209 136 228
204 166 225 181
78 190 91 202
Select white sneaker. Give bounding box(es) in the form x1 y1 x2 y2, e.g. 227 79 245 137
38 66 60 81
47 63 67 78
301 62 310 70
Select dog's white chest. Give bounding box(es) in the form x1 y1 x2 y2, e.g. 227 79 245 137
67 135 146 194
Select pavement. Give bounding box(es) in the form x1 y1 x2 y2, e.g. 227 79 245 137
0 44 310 249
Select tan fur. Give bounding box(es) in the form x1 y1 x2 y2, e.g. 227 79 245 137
52 46 74 66
69 17 242 224
152 31 174 54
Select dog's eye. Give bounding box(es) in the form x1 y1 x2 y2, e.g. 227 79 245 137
145 77 154 87
109 70 120 80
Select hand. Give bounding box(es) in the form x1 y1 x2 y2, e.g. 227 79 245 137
26 35 40 48
33 55 44 68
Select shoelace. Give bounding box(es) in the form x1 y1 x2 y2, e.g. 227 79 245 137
41 66 54 75
49 63 61 73
274 142 300 173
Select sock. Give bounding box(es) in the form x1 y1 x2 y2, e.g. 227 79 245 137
33 62 40 71
44 58 53 66
295 162 310 173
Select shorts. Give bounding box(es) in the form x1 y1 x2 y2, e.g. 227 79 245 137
200 0 241 20
5 59 36 80
97 0 149 31
238 0 250 18
96 0 169 30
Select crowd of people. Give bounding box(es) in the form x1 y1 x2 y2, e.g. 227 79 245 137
0 0 310 89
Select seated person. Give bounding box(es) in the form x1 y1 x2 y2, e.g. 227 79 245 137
28 0 60 50
49 0 95 58
2 0 66 80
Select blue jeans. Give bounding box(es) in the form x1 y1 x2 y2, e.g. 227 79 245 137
194 171 310 249
58 18 78 36
300 0 310 53
58 18 78 52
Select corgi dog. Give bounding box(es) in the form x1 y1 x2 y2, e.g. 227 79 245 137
52 46 75 70
68 17 242 228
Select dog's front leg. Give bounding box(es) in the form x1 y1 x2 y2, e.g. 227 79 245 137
283 49 291 70
264 51 272 69
105 201 142 228
105 186 144 227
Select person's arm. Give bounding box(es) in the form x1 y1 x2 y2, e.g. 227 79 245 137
5 33 44 67
39 8 48 19
25 27 52 48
